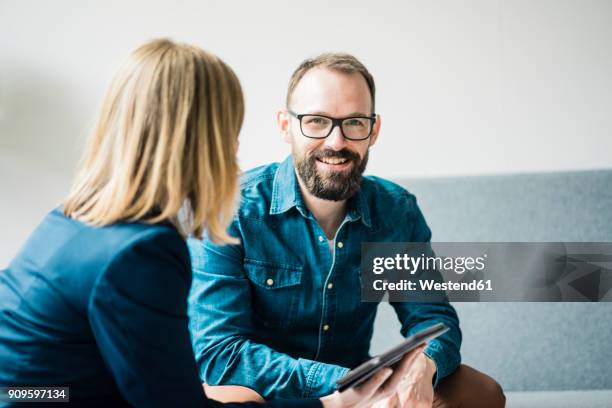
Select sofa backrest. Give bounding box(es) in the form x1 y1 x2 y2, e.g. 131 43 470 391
371 169 612 391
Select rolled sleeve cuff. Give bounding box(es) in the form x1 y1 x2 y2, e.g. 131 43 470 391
423 340 458 387
302 359 350 398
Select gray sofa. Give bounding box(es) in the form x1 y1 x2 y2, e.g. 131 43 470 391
371 169 612 407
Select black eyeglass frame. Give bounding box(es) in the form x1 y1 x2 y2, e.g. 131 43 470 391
287 110 377 141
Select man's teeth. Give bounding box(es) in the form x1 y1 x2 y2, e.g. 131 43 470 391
319 157 348 164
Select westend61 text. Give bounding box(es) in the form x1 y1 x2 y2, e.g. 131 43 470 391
373 279 493 292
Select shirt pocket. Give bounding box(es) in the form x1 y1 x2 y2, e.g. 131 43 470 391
355 265 383 309
244 258 303 330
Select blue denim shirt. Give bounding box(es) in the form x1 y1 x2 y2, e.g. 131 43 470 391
188 155 461 399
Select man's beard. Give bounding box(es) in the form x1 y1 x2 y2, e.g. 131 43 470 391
294 146 369 201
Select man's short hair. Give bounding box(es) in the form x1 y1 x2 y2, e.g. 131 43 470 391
286 53 376 112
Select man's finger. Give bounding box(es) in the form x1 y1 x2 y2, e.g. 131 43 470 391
383 346 425 391
395 345 426 375
387 392 400 408
351 367 394 401
376 345 426 396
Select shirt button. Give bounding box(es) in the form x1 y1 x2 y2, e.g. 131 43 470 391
266 278 274 286
337 242 344 248
327 282 334 289
323 324 330 331
318 235 324 242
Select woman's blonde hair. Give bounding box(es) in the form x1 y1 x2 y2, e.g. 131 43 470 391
63 38 243 243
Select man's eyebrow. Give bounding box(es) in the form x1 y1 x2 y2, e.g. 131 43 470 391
307 111 372 117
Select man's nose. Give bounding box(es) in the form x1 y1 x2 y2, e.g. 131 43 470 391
324 125 347 151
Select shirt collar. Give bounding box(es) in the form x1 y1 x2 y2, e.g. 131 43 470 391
270 155 308 217
347 186 372 228
270 155 372 228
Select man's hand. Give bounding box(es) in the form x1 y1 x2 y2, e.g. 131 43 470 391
372 352 436 408
321 345 426 408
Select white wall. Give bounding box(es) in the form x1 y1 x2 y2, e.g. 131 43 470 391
1 0 611 266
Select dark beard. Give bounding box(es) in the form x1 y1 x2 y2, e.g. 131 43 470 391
295 147 368 201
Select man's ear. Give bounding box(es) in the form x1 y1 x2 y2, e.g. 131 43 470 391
276 109 292 144
368 114 381 147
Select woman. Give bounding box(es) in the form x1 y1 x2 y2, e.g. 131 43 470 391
0 39 420 407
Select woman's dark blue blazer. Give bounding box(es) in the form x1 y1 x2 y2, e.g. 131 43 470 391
0 209 320 408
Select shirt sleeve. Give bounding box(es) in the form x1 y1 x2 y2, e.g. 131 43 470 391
188 225 349 400
390 194 462 387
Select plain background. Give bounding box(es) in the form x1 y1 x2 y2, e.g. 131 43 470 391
1 0 611 266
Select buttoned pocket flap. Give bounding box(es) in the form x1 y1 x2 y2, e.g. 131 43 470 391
244 259 303 289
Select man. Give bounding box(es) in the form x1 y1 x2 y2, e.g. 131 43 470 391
188 53 505 407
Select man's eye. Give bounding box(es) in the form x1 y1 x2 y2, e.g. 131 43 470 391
345 119 365 127
307 117 329 126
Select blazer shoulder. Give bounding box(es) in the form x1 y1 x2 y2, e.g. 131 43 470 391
109 223 188 265
90 223 191 309
87 224 194 343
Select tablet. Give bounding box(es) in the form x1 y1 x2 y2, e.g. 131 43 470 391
335 322 449 392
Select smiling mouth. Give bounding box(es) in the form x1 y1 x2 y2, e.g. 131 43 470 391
316 157 349 165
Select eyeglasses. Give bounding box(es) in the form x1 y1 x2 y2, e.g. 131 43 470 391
287 110 376 141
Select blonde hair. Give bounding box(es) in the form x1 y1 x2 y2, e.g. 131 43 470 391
63 38 243 243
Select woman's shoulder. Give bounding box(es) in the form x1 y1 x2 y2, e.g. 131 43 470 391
84 216 193 314
59 210 195 307
50 207 182 242
41 208 189 272
3 209 190 324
